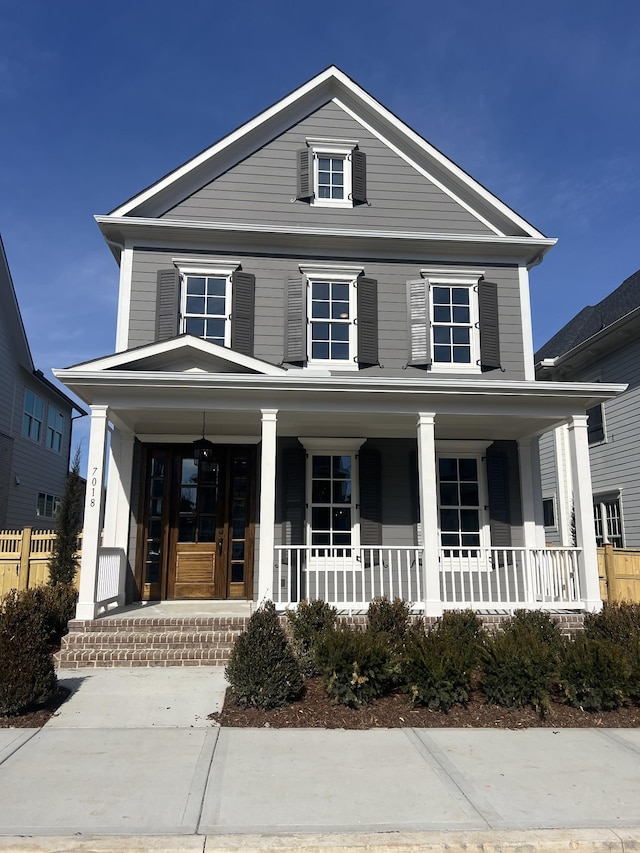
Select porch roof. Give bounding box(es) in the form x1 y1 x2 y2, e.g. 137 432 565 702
53 365 624 442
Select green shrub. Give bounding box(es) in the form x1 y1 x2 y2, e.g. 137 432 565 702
315 625 393 706
434 610 485 669
402 630 471 711
560 636 630 711
225 600 303 710
584 602 640 647
481 611 562 713
48 446 84 586
0 589 57 716
286 599 337 677
32 583 78 644
367 596 412 641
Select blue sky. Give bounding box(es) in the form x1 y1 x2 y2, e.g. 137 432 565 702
1 0 639 462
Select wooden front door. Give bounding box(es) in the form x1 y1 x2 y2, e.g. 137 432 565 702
138 445 255 601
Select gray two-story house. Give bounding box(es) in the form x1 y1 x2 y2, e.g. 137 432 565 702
0 235 84 530
55 67 621 620
537 269 640 549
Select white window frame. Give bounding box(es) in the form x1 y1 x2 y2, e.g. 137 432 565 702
421 269 482 374
300 438 364 564
435 440 491 553
46 407 64 453
306 137 357 208
301 264 360 371
36 492 61 519
176 262 237 347
593 492 624 547
22 389 44 443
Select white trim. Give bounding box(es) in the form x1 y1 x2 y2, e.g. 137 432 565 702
305 136 359 148
335 98 504 237
299 263 363 277
257 409 278 602
172 256 242 269
60 335 286 376
420 267 485 279
107 66 547 239
518 265 535 380
115 246 133 353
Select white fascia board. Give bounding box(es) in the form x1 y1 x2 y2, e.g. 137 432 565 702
109 67 339 218
52 368 625 402
95 215 556 260
106 65 546 240
335 97 503 237
59 335 286 376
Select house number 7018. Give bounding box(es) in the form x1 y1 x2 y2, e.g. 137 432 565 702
90 467 98 507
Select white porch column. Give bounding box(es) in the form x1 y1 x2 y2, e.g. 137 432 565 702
76 405 109 620
518 436 546 549
102 426 134 606
567 414 601 611
417 413 442 617
257 409 278 604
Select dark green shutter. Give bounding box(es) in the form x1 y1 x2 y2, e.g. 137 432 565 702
156 269 180 341
284 277 307 364
407 280 431 366
486 443 512 546
478 280 501 371
282 444 306 546
296 148 314 201
230 270 255 357
352 149 367 204
357 276 378 366
359 445 382 545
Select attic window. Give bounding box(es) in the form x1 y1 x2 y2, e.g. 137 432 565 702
297 138 367 207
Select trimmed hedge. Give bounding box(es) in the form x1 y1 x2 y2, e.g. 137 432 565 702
315 626 393 707
286 599 337 677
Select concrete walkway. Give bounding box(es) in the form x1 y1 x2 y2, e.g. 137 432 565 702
0 668 639 852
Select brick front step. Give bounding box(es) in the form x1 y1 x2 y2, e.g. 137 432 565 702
55 616 250 668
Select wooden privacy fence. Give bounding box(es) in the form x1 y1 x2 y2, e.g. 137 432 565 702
598 545 640 603
0 528 81 597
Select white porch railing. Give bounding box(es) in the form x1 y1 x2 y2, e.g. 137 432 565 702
273 546 582 611
440 547 582 610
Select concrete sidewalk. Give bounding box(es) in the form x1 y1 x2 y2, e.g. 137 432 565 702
0 668 639 852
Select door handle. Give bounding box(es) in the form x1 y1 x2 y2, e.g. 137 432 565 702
217 538 223 555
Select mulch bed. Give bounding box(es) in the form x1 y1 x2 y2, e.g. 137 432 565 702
0 686 71 729
211 677 640 729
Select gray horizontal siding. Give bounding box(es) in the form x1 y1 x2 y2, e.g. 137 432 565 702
128 248 526 379
538 430 561 546
163 101 493 236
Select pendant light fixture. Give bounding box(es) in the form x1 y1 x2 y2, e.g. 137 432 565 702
192 411 214 465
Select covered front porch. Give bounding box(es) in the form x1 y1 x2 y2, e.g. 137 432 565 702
53 339 623 620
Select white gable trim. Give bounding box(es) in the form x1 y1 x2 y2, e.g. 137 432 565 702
334 97 504 237
63 335 286 376
107 66 545 239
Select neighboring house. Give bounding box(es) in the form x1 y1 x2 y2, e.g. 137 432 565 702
54 67 622 620
0 235 86 529
537 269 640 548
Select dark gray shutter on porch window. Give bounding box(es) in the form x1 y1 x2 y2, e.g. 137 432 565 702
407 280 431 367
296 148 314 201
282 444 306 546
284 277 307 364
351 149 367 204
357 276 378 366
486 443 512 547
478 280 501 371
156 268 180 341
230 270 255 357
359 445 382 546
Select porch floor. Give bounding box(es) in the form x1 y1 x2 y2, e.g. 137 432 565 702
93 600 254 620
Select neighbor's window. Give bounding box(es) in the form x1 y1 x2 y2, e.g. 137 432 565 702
37 492 61 518
542 497 556 528
46 408 64 452
587 404 605 444
594 495 623 547
22 390 44 442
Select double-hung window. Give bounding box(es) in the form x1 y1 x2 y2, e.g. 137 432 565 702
22 389 44 442
309 277 356 364
436 441 490 557
408 269 500 373
296 138 367 208
46 408 64 452
180 268 232 347
594 493 624 547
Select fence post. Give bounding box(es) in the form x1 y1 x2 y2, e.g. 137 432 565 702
603 543 617 602
18 527 32 590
